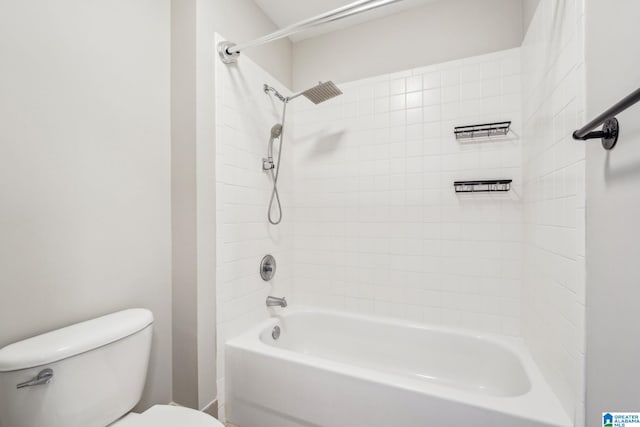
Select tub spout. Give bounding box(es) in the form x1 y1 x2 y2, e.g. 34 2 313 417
266 296 287 308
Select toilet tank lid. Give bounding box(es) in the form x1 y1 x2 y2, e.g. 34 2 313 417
0 309 153 372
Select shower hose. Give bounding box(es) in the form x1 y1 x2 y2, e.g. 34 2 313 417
268 101 288 225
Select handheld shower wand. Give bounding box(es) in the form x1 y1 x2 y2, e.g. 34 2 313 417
266 118 286 225
263 124 283 171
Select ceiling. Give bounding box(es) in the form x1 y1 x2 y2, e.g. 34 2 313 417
252 0 438 42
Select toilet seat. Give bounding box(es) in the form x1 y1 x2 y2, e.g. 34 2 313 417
112 405 224 427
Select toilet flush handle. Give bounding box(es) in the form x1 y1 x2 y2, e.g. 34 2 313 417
16 368 54 389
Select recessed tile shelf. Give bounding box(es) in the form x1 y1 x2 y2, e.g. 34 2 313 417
454 179 512 193
454 121 511 140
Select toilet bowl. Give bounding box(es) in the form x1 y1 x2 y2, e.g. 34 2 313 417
112 405 222 427
0 309 223 427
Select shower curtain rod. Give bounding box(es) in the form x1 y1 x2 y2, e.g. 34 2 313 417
218 0 406 64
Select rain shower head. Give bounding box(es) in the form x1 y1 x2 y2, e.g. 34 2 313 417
265 81 343 105
291 81 343 105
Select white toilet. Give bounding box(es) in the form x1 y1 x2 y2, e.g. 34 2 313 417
0 309 223 427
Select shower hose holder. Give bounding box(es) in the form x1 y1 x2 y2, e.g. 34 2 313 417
263 157 275 170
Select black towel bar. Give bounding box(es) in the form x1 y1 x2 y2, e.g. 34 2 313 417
573 87 640 150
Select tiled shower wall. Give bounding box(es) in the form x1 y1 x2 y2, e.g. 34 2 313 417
214 25 585 423
290 49 524 335
214 36 294 419
521 0 586 424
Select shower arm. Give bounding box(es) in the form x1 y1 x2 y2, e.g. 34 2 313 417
218 0 406 64
286 91 307 102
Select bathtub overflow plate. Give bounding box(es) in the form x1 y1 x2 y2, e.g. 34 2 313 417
272 325 281 340
260 255 276 281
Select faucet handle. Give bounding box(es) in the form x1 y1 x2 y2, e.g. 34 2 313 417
17 369 54 389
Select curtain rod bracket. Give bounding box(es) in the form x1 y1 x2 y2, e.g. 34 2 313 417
218 41 239 64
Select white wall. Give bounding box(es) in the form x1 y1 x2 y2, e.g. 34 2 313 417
209 0 292 88
585 1 640 425
522 0 541 34
214 37 294 421
291 49 524 335
521 0 586 424
0 0 172 409
171 0 292 411
171 0 199 409
292 0 523 91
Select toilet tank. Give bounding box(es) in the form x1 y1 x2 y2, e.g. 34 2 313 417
0 309 154 427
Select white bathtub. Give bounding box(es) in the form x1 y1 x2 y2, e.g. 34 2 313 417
225 307 571 427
